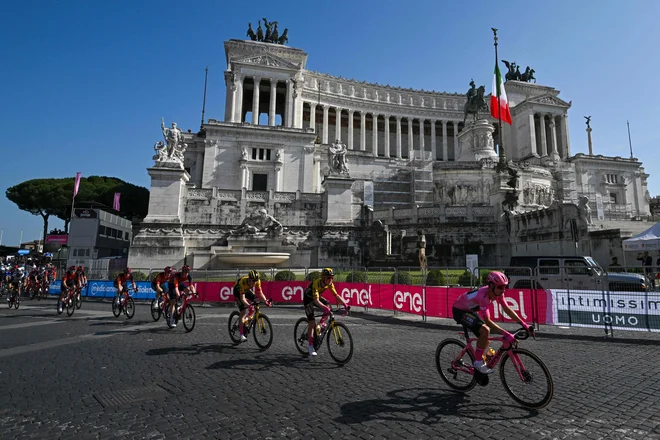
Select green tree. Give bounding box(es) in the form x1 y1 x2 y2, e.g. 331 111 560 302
6 176 150 240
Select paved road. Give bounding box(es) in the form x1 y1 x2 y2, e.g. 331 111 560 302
1 297 659 439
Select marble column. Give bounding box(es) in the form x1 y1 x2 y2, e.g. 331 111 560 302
442 120 448 161
549 115 559 156
348 110 354 150
396 116 402 158
285 80 293 127
309 103 317 134
528 113 538 156
430 120 436 161
407 117 414 157
241 165 248 189
322 105 329 144
561 114 571 158
275 166 282 191
384 115 390 158
453 121 459 160
251 77 261 124
538 113 548 156
334 107 342 142
195 151 203 186
360 112 366 151
268 80 277 126
234 75 244 123
419 119 425 158
372 113 378 156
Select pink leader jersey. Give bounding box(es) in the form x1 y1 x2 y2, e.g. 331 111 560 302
453 286 507 316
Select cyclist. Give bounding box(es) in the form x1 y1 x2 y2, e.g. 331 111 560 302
58 266 78 313
303 268 349 357
167 265 197 328
452 271 531 374
76 266 88 287
233 270 272 342
151 266 173 311
114 268 137 308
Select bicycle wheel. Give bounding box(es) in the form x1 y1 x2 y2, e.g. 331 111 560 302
14 297 20 310
75 292 82 310
125 298 135 319
326 322 353 364
66 297 75 316
56 300 63 315
112 296 121 318
150 299 161 321
228 311 242 344
293 317 310 355
253 313 273 350
182 304 196 332
435 338 477 392
499 348 554 409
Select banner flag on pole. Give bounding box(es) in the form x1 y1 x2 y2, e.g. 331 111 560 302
113 193 121 211
490 63 512 125
73 172 82 198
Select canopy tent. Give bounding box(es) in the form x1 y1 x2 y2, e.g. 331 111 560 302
622 222 660 251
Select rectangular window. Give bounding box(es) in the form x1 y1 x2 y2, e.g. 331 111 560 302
250 147 272 161
538 259 560 275
85 249 90 257
565 259 590 275
610 193 617 204
252 173 268 191
252 148 257 160
124 232 129 240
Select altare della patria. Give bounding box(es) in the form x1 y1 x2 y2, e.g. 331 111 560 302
128 20 651 270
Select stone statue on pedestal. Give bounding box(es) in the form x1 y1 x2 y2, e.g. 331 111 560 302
328 140 349 175
153 118 187 165
417 231 427 273
231 209 284 236
463 80 489 123
577 195 593 225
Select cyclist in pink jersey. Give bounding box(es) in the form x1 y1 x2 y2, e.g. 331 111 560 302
452 271 531 374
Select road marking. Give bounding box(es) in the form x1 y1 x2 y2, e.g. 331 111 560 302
0 320 65 330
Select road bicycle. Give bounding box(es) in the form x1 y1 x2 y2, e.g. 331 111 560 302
57 287 76 317
165 290 198 332
435 325 554 409
6 284 20 310
228 300 273 349
293 307 353 364
112 290 135 319
150 294 169 322
74 284 84 310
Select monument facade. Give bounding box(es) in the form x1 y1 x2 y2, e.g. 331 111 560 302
129 28 651 270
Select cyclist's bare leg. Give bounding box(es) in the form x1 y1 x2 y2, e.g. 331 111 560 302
475 324 491 361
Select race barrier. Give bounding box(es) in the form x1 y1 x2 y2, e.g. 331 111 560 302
45 278 660 332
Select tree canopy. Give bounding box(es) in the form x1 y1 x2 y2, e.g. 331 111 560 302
6 176 150 242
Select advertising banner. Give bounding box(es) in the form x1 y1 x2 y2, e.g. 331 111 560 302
549 289 660 332
46 235 69 245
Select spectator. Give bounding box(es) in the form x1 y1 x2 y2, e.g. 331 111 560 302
637 251 652 273
609 257 622 272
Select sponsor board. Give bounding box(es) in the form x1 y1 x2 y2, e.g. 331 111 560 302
87 281 156 300
550 289 660 332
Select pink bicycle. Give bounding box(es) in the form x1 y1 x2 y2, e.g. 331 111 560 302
435 326 554 409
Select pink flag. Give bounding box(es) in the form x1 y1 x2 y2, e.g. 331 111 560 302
113 192 121 211
73 172 82 198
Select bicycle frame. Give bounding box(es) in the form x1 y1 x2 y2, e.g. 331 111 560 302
455 329 529 381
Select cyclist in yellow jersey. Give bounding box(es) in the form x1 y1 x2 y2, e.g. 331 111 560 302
303 268 348 356
233 270 272 342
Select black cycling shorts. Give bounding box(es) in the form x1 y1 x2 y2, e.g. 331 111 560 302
234 289 255 311
304 296 329 321
452 307 485 337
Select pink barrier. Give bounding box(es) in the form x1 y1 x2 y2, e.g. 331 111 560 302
192 280 548 324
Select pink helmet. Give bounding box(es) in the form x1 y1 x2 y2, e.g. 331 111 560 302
487 271 509 287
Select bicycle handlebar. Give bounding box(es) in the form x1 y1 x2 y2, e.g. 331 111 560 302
514 325 535 341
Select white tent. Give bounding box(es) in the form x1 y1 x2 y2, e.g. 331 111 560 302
622 222 660 251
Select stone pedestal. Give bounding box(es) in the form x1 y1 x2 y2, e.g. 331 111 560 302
457 119 498 162
143 163 190 224
322 176 359 225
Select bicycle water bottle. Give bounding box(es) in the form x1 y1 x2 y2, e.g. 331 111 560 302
483 348 496 363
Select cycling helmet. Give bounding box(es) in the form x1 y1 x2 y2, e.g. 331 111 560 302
124 267 132 274
248 270 260 281
164 266 172 273
180 265 191 272
77 265 84 271
321 268 334 277
487 271 509 288
68 265 77 271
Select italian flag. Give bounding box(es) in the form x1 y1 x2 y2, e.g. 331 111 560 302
491 63 512 124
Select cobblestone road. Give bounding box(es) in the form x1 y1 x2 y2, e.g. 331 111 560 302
1 298 659 439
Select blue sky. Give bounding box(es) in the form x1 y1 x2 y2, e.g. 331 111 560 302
1 0 659 246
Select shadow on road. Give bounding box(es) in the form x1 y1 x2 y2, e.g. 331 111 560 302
146 343 235 357
206 352 343 371
335 387 539 425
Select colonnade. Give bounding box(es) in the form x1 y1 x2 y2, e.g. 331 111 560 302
303 103 464 161
226 75 294 127
532 113 570 159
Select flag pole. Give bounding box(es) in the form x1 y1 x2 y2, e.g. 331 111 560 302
627 120 634 159
492 28 505 164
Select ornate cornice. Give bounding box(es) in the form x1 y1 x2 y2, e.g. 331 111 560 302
225 39 308 69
